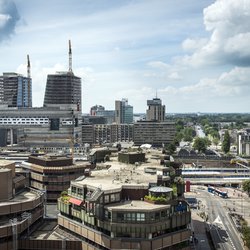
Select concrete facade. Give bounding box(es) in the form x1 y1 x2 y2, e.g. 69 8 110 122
0 105 82 147
0 159 44 250
134 121 176 147
21 155 91 202
57 162 191 250
146 98 165 122
238 129 250 156
118 152 145 164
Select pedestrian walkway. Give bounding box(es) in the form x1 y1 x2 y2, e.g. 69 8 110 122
191 211 212 250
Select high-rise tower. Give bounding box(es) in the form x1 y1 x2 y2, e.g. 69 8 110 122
115 98 133 124
146 97 165 122
43 40 82 110
1 56 32 108
1 67 32 108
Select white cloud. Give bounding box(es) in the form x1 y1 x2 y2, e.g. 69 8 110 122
2 0 249 113
183 67 249 97
182 38 208 52
168 72 182 80
147 61 170 70
182 0 250 67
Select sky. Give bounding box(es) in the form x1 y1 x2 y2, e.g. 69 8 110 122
0 0 250 114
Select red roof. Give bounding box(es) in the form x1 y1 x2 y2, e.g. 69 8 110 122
69 197 83 206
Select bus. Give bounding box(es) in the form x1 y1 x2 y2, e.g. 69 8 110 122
208 186 228 198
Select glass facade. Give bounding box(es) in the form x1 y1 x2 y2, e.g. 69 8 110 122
115 99 133 124
17 76 32 107
2 73 32 108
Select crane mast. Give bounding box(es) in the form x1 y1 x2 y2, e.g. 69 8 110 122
27 55 31 107
69 40 72 73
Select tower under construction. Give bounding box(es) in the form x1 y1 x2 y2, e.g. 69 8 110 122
43 40 81 111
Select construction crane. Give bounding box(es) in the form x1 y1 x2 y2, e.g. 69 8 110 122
27 55 30 78
68 40 72 73
27 55 31 107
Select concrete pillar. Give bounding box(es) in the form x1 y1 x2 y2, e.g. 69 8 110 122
10 128 14 146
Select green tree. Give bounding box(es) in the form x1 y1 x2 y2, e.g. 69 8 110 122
243 180 250 197
183 127 195 142
193 137 208 153
176 120 184 132
174 132 183 146
167 143 176 155
200 118 210 127
222 130 231 154
213 137 219 149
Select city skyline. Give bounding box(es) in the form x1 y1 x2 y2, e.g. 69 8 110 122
0 0 250 113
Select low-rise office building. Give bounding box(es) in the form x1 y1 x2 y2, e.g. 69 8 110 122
57 162 191 250
118 151 145 164
21 155 91 202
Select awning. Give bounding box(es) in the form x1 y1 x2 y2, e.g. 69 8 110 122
69 197 83 206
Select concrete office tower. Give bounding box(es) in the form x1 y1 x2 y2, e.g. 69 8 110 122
1 72 32 108
146 97 165 121
115 98 133 124
43 40 82 111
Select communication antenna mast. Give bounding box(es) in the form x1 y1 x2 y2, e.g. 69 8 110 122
27 55 31 78
69 40 72 73
27 55 31 107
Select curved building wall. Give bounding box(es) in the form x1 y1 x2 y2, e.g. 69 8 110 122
0 169 12 201
44 72 81 108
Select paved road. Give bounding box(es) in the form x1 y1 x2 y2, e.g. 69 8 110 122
193 188 244 250
195 125 206 138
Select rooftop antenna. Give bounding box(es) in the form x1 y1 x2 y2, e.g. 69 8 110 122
156 89 158 98
27 55 30 78
69 40 72 73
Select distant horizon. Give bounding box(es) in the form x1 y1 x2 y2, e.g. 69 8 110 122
82 112 250 115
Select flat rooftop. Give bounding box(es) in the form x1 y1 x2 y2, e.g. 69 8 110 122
105 200 170 212
0 159 15 166
0 189 42 227
72 160 158 191
0 189 41 206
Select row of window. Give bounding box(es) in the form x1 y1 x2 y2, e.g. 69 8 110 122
72 186 83 196
71 187 121 204
0 117 48 120
113 210 170 223
0 121 48 125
